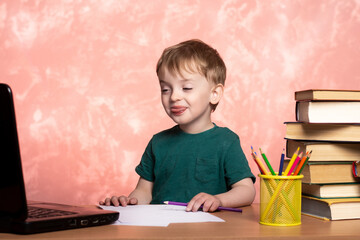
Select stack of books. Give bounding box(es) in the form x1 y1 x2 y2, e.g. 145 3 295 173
284 89 360 221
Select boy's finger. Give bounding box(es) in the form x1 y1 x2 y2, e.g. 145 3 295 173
202 201 212 212
104 197 111 206
185 200 193 211
208 201 220 212
111 196 120 206
119 196 128 206
186 193 202 211
186 197 199 211
191 199 205 212
129 198 138 205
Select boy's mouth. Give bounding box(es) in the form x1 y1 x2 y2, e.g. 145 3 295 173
170 106 187 116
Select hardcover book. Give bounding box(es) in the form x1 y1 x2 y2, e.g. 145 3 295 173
284 122 360 142
302 195 360 220
295 89 360 101
302 183 360 198
286 140 360 161
296 101 360 123
284 160 359 184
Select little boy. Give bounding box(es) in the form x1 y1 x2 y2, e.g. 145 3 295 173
100 39 255 212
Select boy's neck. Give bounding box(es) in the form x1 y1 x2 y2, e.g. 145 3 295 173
179 121 215 134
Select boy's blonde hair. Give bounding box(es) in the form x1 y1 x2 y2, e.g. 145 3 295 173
156 39 226 87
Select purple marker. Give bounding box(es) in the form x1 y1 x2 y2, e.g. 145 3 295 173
164 201 242 213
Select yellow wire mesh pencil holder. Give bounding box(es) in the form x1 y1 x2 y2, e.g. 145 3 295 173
259 174 303 226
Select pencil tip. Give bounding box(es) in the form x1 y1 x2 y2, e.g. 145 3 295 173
164 201 169 204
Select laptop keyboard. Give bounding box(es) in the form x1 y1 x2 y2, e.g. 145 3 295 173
28 206 76 219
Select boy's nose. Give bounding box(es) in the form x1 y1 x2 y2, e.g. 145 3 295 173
170 89 182 101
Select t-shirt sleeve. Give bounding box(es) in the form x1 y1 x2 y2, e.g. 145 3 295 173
224 137 256 186
135 138 155 182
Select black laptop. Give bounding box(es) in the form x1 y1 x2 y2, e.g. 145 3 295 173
0 83 119 234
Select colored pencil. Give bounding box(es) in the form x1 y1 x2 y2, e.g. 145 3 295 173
260 148 275 175
287 152 303 176
254 151 270 175
251 146 269 175
293 151 309 176
251 152 264 174
278 149 285 176
250 146 264 174
251 146 255 154
283 147 299 175
297 151 312 175
163 201 242 213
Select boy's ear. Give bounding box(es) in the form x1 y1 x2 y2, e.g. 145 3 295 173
210 84 224 105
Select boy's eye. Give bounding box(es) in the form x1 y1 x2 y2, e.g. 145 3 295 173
161 88 170 94
183 87 193 91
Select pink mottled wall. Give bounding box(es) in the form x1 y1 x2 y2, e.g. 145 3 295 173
1 0 360 205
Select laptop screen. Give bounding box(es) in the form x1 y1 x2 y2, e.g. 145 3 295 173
0 84 28 221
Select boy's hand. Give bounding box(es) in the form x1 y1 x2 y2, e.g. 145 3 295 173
99 195 138 207
186 192 221 212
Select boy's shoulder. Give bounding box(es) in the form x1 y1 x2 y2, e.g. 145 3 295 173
150 125 181 142
215 125 236 134
154 125 180 136
213 125 240 140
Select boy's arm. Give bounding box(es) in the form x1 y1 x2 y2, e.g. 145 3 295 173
186 177 255 212
216 177 255 207
128 177 153 204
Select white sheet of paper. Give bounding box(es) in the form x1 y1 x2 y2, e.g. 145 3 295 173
100 204 225 227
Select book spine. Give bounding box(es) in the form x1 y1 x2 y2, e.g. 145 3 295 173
295 101 299 122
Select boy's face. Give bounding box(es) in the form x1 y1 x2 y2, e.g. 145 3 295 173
158 67 220 134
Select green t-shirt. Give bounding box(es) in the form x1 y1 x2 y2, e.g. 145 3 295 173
135 124 255 204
